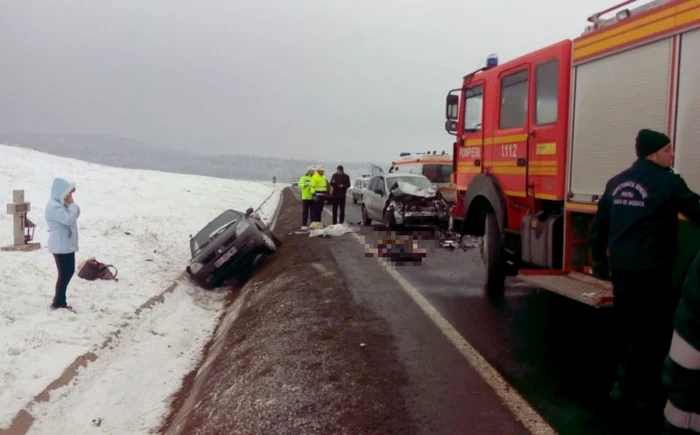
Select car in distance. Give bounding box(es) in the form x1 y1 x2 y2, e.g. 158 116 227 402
351 177 370 204
186 208 281 288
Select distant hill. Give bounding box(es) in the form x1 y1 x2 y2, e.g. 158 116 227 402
0 133 378 183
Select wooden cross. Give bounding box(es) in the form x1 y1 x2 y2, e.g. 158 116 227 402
2 190 41 252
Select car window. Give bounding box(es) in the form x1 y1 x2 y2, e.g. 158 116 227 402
394 163 423 174
367 177 378 191
190 210 243 256
422 164 452 183
377 177 386 194
362 179 369 188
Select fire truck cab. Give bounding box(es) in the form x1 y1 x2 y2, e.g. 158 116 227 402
444 0 700 306
388 151 456 203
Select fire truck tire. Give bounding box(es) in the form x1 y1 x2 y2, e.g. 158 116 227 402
361 205 372 226
481 211 505 296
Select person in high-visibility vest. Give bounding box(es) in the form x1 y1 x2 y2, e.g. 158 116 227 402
310 166 329 223
298 166 315 229
663 249 700 434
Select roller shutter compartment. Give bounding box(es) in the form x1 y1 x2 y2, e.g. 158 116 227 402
674 29 700 192
570 38 672 197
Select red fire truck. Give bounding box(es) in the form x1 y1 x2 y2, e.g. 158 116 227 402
444 0 700 307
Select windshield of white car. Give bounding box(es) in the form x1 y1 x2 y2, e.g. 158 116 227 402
387 176 433 191
190 210 243 255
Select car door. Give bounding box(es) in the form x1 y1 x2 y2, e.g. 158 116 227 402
369 176 387 220
365 176 382 220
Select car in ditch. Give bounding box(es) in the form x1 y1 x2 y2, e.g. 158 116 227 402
186 207 281 288
360 173 449 230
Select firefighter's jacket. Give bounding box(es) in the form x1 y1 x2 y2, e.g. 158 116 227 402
590 159 700 272
310 173 328 198
663 249 700 432
299 174 313 200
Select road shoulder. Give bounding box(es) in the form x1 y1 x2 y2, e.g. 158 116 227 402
160 188 416 434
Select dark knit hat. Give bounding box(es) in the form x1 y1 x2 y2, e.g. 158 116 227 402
636 129 670 159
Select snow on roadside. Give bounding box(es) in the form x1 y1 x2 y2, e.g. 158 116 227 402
0 144 279 430
26 280 224 435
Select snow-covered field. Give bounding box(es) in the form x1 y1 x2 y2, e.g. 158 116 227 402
0 144 281 433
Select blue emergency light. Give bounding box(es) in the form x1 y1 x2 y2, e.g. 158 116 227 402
486 54 499 68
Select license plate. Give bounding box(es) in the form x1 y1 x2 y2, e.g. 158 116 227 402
404 211 434 217
214 247 238 268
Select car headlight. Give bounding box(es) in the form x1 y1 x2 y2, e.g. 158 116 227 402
235 220 250 236
389 200 404 211
189 262 204 274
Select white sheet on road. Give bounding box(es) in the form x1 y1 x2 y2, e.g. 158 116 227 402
309 224 358 238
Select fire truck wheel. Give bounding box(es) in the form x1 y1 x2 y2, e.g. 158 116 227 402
481 211 505 296
361 205 372 226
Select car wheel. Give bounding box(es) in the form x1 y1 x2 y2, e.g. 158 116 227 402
361 205 371 226
205 275 223 289
261 232 277 253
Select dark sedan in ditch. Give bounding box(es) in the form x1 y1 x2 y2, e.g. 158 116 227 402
186 208 281 288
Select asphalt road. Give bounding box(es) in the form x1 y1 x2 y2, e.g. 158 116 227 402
298 191 660 434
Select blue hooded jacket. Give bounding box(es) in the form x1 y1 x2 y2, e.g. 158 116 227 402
45 178 80 254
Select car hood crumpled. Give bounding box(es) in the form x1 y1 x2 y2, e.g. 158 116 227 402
389 181 438 200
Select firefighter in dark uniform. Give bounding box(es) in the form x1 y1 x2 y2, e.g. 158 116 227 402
590 129 700 411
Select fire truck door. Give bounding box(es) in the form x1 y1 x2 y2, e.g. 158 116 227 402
460 84 485 181
495 67 531 194
527 58 562 198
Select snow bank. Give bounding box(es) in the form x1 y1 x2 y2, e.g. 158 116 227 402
0 144 279 430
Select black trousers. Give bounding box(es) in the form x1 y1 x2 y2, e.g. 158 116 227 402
311 195 327 223
331 195 346 224
301 199 313 226
53 253 76 307
610 269 676 403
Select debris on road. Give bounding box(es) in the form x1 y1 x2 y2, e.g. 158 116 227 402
365 234 427 265
438 231 478 251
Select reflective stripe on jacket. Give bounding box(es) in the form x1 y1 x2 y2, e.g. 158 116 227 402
299 174 313 200
310 173 328 196
664 250 700 430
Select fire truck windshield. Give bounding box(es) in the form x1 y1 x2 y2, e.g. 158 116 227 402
422 164 452 183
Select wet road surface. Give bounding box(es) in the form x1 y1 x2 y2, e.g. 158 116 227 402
299 191 660 434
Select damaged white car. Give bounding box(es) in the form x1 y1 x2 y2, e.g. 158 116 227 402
360 173 449 230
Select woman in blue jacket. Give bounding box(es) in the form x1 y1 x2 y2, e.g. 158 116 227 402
45 178 80 310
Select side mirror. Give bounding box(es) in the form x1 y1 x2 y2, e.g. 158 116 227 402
374 189 383 196
245 207 254 216
445 119 458 134
445 94 459 120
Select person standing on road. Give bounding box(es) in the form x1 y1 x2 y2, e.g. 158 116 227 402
330 165 351 225
299 166 315 229
45 178 81 311
589 129 700 411
662 249 700 434
310 166 329 223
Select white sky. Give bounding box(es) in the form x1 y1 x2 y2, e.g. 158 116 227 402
0 0 626 162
